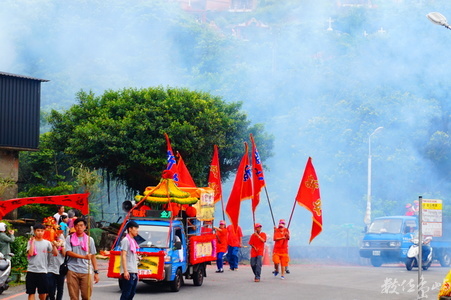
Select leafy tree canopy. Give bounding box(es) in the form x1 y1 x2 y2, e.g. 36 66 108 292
47 86 273 192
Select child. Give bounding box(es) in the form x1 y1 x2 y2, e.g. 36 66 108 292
59 215 69 237
26 224 58 300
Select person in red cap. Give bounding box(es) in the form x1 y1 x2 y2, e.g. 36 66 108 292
226 224 243 271
214 220 228 273
272 219 290 279
248 223 266 282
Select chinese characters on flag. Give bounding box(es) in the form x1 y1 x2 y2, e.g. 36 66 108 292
225 142 253 231
295 157 323 243
250 134 266 214
208 145 222 203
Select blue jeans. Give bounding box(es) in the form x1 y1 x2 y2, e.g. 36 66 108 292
217 252 225 270
120 273 138 300
422 245 432 261
227 246 239 270
250 256 263 279
46 273 65 300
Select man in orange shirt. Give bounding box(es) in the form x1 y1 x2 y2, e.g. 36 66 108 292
214 220 228 273
226 224 243 271
248 223 266 282
273 219 290 280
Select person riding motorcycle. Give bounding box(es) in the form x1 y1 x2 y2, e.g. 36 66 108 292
407 227 432 262
0 223 15 260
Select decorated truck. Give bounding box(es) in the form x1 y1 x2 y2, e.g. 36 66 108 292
359 215 451 267
107 172 217 292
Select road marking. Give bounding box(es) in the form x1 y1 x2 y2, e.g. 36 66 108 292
3 292 26 300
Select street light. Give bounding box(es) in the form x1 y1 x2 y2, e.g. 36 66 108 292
426 12 451 30
364 126 383 226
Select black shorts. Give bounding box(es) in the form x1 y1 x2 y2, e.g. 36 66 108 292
26 272 48 295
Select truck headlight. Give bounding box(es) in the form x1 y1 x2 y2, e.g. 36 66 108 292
389 241 400 247
363 241 370 247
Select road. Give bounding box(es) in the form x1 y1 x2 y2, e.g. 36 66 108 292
3 262 450 300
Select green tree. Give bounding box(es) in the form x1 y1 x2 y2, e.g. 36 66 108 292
47 86 273 193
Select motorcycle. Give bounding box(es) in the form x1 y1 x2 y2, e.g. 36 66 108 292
0 252 13 295
405 236 433 271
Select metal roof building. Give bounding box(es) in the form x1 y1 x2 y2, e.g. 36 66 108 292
0 71 49 151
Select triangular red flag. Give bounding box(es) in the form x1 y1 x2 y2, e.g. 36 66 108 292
295 157 323 243
164 133 179 183
208 145 222 203
250 134 266 214
176 151 196 187
226 142 253 232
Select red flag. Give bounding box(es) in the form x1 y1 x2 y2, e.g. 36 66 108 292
226 142 253 231
250 134 266 214
208 145 222 203
164 133 179 182
295 157 323 243
176 151 196 187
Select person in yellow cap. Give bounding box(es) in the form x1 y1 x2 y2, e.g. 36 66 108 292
272 219 290 280
249 223 266 282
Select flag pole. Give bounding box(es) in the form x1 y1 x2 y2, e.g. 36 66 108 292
287 197 297 229
263 186 275 227
220 194 225 221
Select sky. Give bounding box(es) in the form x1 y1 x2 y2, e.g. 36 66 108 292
2 0 451 246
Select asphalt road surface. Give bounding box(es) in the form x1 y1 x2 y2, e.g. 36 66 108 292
3 262 450 300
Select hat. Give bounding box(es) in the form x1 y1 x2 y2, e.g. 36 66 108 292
219 220 226 225
126 220 139 229
279 219 286 224
43 216 56 226
405 203 412 208
254 223 262 228
0 223 5 232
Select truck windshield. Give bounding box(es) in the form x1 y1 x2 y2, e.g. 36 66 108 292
136 225 170 248
368 219 403 234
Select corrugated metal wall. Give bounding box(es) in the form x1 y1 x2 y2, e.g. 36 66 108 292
0 75 42 150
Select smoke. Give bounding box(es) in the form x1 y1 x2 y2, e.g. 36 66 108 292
2 0 451 248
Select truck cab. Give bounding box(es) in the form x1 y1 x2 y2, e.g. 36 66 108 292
360 215 451 267
360 216 416 267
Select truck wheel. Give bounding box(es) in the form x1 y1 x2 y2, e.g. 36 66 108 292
405 258 415 271
370 257 383 267
193 266 204 286
440 253 451 267
169 269 182 292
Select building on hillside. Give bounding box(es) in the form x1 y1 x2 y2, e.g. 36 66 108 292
0 71 48 213
177 0 256 12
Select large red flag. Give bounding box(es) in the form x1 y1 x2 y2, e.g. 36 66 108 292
208 145 222 203
250 134 266 214
176 151 196 187
164 133 179 183
226 142 253 231
295 157 323 243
